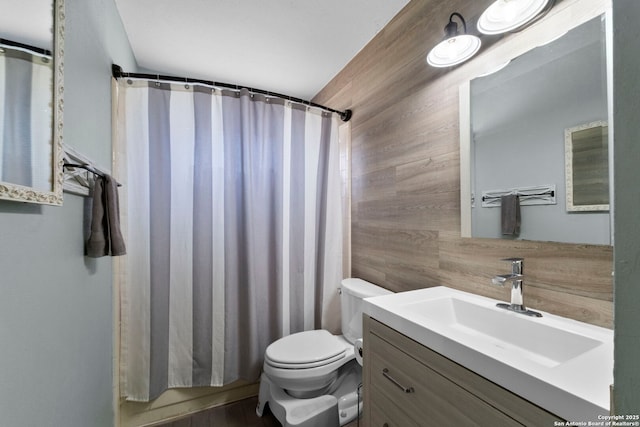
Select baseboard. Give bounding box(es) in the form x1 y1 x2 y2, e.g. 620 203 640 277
119 381 260 427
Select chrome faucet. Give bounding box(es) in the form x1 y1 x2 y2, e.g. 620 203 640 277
492 258 542 317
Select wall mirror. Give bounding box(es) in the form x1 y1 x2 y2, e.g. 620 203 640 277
460 13 611 245
565 120 609 212
0 0 64 205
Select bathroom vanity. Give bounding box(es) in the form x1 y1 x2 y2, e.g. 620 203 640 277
363 315 561 426
362 287 613 426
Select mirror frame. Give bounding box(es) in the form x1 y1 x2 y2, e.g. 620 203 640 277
459 3 612 240
0 0 64 205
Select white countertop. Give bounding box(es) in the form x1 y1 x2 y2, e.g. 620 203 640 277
363 286 613 422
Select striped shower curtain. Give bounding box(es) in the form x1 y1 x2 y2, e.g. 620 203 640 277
114 79 343 401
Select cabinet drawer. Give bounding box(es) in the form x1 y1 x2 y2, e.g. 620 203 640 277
369 385 420 427
369 332 521 426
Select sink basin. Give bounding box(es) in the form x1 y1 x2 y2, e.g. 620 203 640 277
363 286 613 422
404 296 600 368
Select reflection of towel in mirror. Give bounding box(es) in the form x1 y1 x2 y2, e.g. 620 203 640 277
86 175 126 257
501 194 521 236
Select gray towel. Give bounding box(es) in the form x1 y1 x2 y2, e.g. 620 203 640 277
86 175 126 257
501 194 521 236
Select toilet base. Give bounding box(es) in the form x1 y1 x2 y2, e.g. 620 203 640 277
257 361 362 427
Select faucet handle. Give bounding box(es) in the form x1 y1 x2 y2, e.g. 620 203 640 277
500 257 523 274
492 273 523 287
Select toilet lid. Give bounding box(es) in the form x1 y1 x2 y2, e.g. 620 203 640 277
265 330 346 368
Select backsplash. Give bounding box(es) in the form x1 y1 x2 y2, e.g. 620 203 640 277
313 0 613 328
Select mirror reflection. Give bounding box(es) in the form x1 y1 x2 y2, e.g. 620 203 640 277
468 15 610 245
565 121 609 212
0 40 53 191
0 0 62 205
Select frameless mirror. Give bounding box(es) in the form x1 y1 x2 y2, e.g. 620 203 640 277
0 0 64 205
461 14 611 245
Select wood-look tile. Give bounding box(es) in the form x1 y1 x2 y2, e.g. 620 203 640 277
437 233 613 327
395 152 460 196
208 405 244 427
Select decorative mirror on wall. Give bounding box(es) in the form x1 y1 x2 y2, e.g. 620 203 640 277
459 12 612 245
0 0 64 205
565 121 609 212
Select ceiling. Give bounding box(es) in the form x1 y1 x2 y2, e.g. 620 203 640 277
0 0 53 49
114 0 410 101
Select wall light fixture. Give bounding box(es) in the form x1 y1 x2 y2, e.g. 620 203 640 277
477 0 552 35
427 12 481 68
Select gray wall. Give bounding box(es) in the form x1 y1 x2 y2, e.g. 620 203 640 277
0 0 136 425
613 0 640 415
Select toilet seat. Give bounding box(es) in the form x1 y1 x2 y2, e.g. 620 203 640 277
262 333 355 400
265 330 347 369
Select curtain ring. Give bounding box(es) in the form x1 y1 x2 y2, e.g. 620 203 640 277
184 77 189 90
155 74 161 87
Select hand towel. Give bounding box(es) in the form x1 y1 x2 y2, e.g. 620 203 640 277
86 177 108 257
501 194 521 236
104 175 126 256
86 175 126 257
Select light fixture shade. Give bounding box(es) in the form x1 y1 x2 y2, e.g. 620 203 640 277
477 0 550 35
427 34 481 68
427 13 481 68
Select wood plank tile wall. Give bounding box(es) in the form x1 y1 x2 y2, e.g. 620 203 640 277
314 0 613 328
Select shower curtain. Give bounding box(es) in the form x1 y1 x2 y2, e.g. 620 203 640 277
114 79 343 401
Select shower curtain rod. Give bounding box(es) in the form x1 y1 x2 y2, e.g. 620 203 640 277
111 64 352 122
0 38 52 57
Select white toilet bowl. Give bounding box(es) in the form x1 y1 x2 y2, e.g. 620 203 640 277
256 278 392 427
262 330 355 398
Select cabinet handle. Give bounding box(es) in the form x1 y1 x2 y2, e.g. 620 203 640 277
382 368 415 393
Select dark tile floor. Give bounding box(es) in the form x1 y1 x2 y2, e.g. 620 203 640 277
159 396 278 427
158 395 360 427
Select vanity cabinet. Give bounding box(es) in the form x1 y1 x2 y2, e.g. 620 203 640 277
363 315 563 426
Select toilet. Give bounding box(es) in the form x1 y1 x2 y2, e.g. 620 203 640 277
256 278 391 427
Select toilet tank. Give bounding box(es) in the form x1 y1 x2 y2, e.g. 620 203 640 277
340 278 392 344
